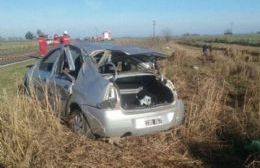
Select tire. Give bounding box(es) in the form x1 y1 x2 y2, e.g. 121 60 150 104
68 109 95 139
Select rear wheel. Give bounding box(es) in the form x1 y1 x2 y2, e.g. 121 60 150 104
68 109 95 139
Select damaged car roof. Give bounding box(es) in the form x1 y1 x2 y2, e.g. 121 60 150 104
72 40 167 57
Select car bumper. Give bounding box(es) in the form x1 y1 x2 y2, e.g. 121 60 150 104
80 99 184 137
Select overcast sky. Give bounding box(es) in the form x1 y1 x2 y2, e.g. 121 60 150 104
0 0 260 38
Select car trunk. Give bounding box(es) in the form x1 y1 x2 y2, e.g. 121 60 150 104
115 75 174 110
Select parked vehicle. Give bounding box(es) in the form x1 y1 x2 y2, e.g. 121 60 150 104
23 41 184 137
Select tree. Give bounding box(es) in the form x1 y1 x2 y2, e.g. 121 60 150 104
25 31 34 40
36 29 43 36
162 28 172 42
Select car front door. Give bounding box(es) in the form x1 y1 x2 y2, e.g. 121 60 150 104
52 45 82 117
32 49 62 100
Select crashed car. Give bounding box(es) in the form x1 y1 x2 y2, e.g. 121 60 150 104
24 41 184 137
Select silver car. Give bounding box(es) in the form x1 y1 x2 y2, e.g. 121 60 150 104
24 41 184 138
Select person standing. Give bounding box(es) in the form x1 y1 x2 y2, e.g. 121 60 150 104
53 34 60 48
38 33 48 57
202 44 213 63
61 31 71 45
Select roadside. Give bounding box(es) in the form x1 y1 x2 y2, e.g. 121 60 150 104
0 59 36 93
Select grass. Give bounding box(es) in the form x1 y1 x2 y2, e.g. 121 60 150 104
0 60 36 93
0 40 37 56
0 39 259 167
177 34 260 47
0 91 202 167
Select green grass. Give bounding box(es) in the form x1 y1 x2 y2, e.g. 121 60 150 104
177 34 260 47
0 60 36 93
0 40 38 56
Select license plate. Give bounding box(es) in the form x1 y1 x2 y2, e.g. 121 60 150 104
145 118 162 126
135 117 163 128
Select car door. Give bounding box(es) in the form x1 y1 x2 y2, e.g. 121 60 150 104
52 45 82 116
32 49 62 100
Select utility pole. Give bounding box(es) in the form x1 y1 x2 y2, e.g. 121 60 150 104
153 20 156 39
230 22 234 34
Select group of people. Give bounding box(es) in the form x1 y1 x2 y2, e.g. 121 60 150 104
38 31 71 57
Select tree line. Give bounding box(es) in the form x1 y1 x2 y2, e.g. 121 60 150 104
25 29 44 40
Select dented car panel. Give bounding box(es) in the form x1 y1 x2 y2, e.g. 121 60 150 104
71 56 110 107
24 41 185 137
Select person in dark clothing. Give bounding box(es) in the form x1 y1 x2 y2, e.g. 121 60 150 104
202 44 213 63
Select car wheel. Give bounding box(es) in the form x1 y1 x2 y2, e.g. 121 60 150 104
69 109 95 139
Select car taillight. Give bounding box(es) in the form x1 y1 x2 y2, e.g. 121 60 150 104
105 84 116 100
165 80 175 91
97 84 119 109
165 79 178 102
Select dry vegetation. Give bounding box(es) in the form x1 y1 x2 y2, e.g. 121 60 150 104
0 38 260 167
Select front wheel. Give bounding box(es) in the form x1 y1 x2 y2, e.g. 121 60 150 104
68 109 95 139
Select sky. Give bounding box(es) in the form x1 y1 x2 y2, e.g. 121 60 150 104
0 0 260 38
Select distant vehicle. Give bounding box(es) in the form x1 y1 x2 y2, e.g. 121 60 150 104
103 31 112 40
23 42 184 138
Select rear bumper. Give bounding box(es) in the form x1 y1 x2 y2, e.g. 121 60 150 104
80 99 184 137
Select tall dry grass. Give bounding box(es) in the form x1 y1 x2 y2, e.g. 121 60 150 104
164 41 260 167
0 87 202 167
0 91 59 167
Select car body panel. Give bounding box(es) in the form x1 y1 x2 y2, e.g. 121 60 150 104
71 57 110 107
80 99 184 137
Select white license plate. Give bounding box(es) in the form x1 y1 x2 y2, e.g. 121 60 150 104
145 118 162 126
136 117 163 129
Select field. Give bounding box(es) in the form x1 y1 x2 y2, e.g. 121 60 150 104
177 34 260 47
0 41 38 66
0 37 259 167
0 60 36 93
0 41 37 56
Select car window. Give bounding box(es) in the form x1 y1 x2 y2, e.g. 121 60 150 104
39 49 60 72
69 46 81 62
61 46 83 78
93 52 104 64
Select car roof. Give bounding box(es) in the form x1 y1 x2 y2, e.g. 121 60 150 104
71 40 167 57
